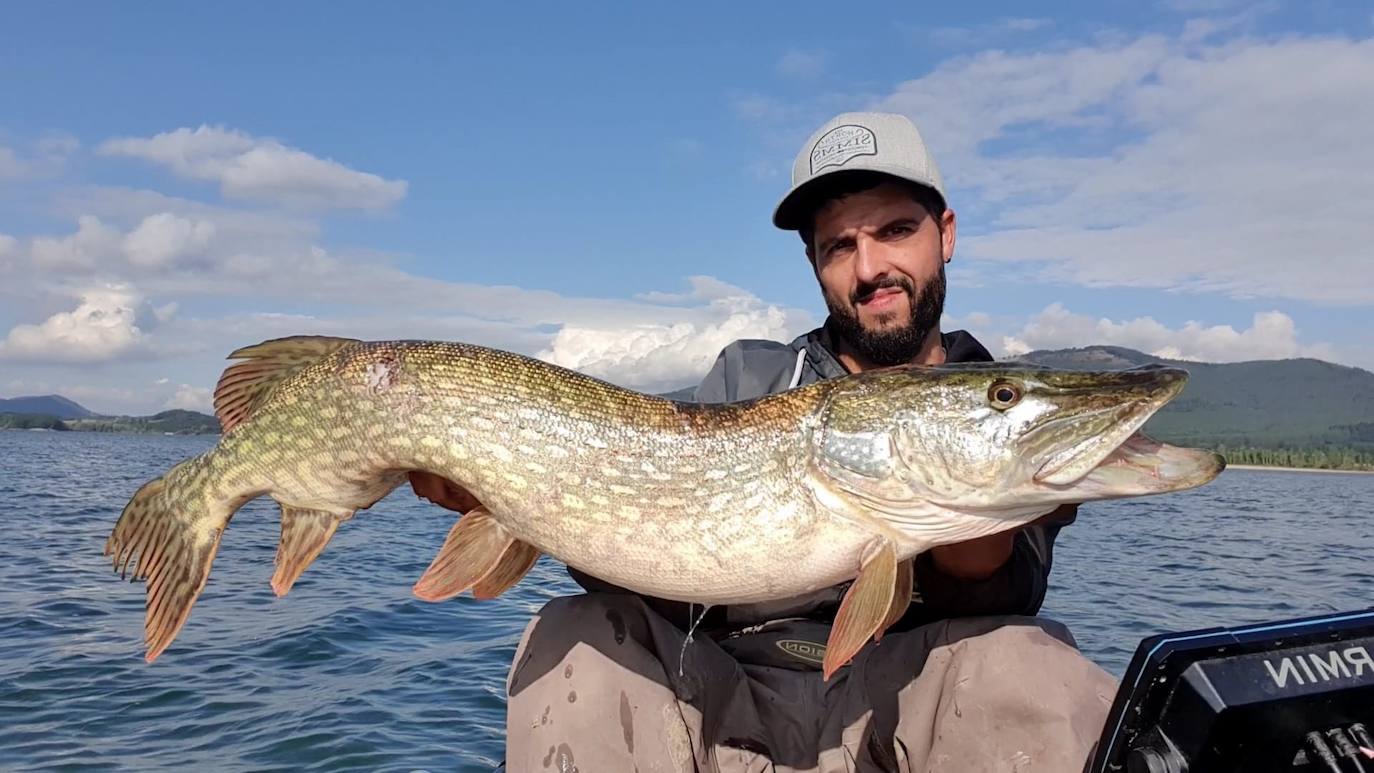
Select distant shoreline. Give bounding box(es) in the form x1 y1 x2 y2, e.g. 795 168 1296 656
1225 463 1374 475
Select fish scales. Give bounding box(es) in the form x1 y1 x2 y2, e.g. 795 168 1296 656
179 341 863 603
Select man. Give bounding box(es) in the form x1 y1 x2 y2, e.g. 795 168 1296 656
417 112 1117 771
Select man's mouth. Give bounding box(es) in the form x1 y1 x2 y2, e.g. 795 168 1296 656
856 286 906 311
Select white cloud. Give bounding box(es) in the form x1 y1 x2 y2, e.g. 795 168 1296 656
537 285 807 392
99 125 407 210
924 17 1052 48
634 275 758 305
123 213 216 268
9 194 805 359
152 302 178 323
874 30 1374 304
29 215 122 271
164 383 212 412
0 134 77 179
11 190 319 288
776 49 828 78
960 303 1336 364
0 285 149 363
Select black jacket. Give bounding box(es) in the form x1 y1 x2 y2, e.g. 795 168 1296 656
570 320 1072 636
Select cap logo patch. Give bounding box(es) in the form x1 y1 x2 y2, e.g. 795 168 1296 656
810 124 877 174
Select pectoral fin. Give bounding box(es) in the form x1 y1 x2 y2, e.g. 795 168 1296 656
823 541 898 681
413 507 539 601
877 557 913 639
271 505 350 597
472 540 540 599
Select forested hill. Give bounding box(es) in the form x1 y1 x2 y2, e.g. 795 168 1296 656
0 407 219 435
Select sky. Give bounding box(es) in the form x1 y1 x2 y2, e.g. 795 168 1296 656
2 1 1372 415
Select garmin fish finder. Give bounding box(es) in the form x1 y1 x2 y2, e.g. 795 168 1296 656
1088 608 1374 773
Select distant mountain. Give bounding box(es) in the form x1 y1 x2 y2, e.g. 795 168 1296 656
0 394 94 419
1011 346 1374 450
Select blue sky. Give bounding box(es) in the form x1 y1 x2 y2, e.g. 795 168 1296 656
2 1 1372 414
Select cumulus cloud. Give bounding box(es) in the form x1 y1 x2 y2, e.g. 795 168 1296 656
0 285 151 363
538 288 806 392
960 303 1336 364
122 213 216 268
513 276 815 391
164 383 212 412
99 125 407 210
873 30 1374 304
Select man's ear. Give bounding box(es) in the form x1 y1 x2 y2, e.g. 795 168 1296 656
940 208 957 264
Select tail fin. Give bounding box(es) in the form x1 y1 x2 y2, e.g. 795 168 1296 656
104 472 231 662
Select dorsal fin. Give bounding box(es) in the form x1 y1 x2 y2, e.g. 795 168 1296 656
213 335 359 432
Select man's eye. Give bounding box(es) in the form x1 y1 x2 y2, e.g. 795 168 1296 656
826 241 854 259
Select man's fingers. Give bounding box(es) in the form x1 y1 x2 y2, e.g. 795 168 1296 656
408 471 446 501
1029 503 1079 528
407 471 481 513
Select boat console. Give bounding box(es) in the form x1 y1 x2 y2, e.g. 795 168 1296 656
1088 608 1374 772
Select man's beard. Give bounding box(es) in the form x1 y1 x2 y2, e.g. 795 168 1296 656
826 265 946 367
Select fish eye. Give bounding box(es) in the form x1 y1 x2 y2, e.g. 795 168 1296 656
988 381 1021 410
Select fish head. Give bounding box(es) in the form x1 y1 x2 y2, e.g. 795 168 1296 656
809 362 1224 521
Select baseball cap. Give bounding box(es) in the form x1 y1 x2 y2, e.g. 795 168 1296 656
772 111 946 231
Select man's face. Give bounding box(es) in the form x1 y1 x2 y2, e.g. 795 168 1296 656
808 181 956 366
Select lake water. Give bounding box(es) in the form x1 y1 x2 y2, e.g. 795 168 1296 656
2 431 1372 771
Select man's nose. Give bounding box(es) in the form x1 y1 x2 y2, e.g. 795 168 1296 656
853 234 888 284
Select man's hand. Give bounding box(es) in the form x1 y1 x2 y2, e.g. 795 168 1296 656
408 471 482 513
928 504 1078 580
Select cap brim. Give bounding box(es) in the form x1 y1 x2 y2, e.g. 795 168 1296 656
771 166 945 231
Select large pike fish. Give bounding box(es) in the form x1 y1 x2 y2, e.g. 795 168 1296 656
105 336 1224 678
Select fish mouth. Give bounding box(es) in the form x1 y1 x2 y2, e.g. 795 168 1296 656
1025 365 1189 486
1031 402 1155 484
1070 432 1227 497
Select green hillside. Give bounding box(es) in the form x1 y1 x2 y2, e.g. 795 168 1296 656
64 409 221 435
0 413 70 430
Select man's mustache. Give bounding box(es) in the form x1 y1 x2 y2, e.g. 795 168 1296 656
851 276 915 305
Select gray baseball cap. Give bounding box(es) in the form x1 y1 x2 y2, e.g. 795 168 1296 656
772 111 946 230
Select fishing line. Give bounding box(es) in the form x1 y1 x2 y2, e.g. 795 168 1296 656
677 602 712 677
